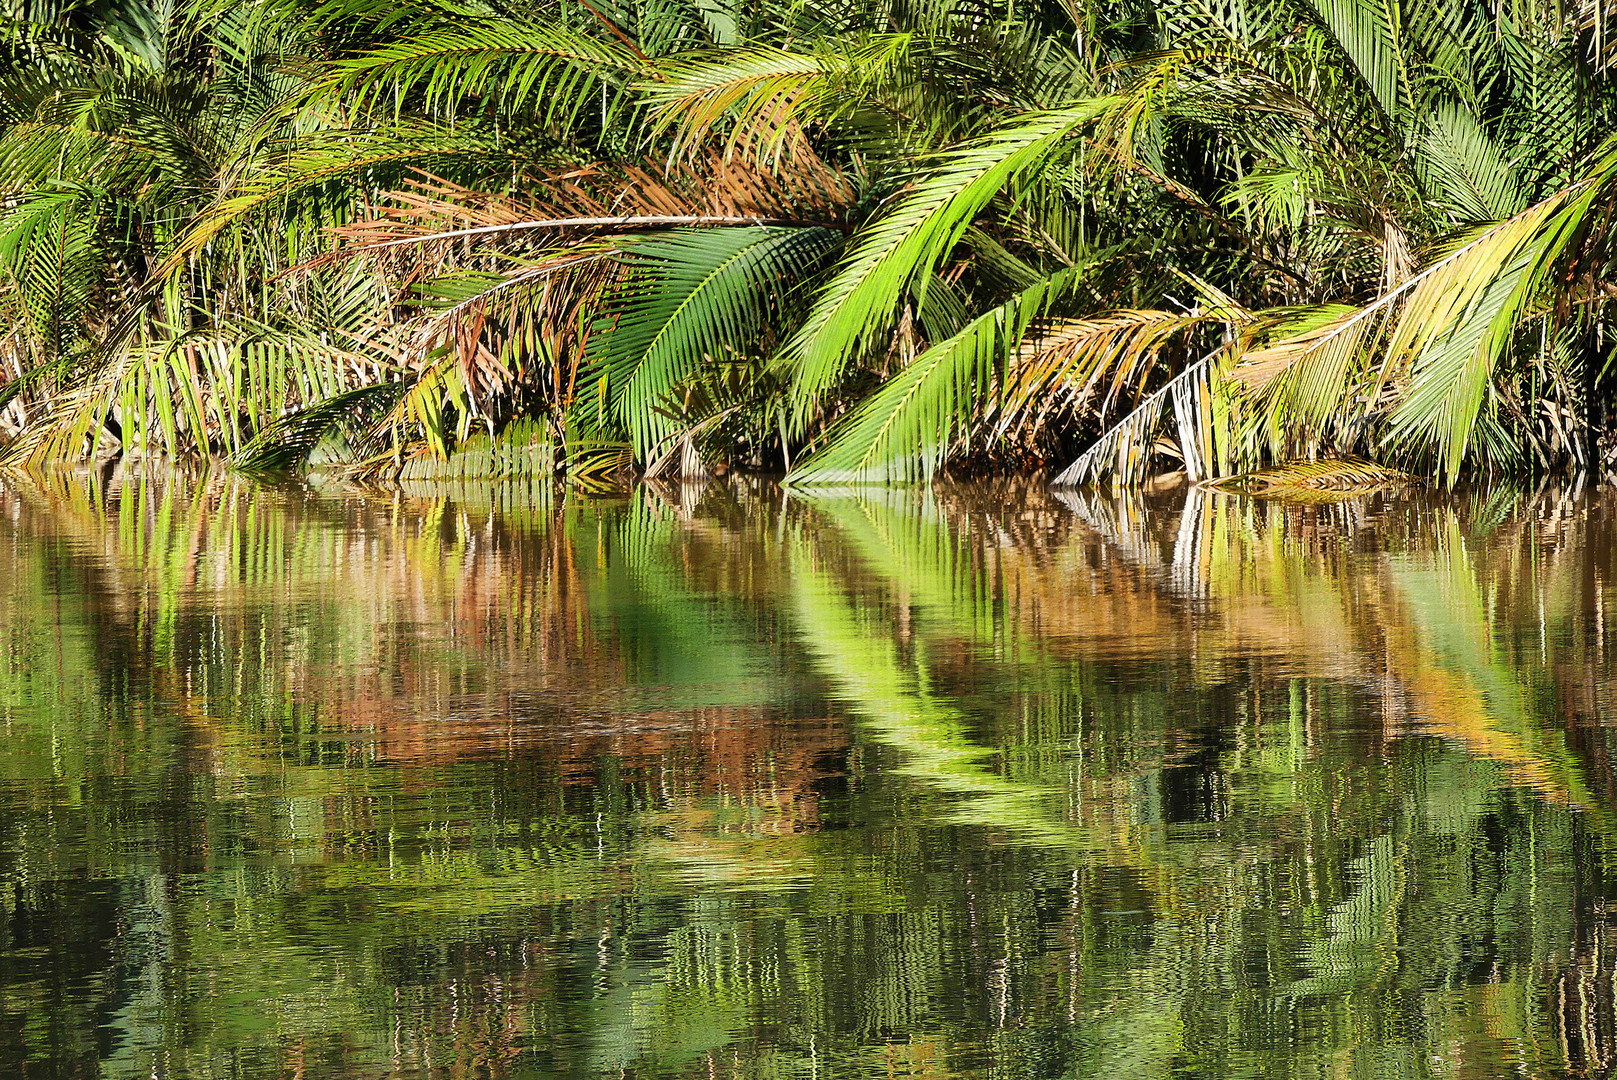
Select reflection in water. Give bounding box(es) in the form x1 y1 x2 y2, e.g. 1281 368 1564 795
3 469 1617 1077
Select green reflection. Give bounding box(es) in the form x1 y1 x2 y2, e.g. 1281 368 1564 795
0 470 1614 1079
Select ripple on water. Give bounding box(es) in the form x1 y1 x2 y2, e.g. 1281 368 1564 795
0 473 1612 1078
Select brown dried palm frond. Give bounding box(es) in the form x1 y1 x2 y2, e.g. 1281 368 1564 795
380 244 627 458
990 309 1215 448
313 153 856 273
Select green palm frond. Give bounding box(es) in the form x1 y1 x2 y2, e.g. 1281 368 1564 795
1231 304 1384 454
590 225 838 458
1301 0 1405 123
644 34 911 159
4 324 394 465
0 65 232 192
159 126 500 275
645 45 826 159
98 0 179 72
791 288 1214 485
1379 248 1538 475
1373 182 1591 479
0 190 105 359
0 119 166 193
1417 101 1525 222
1500 31 1581 191
780 99 1114 427
787 270 1082 484
318 19 652 123
1221 144 1617 482
231 382 403 473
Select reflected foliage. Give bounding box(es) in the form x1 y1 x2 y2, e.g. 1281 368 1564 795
3 471 1617 1077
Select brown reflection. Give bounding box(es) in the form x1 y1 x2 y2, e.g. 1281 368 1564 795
9 469 1617 824
845 482 1617 814
0 467 852 839
10 468 1617 831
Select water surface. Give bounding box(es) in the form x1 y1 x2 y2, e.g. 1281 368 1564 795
2 470 1615 1079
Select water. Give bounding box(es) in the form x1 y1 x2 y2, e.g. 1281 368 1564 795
1 470 1614 1079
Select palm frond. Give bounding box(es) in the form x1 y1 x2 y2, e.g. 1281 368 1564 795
1373 191 1578 479
1220 151 1617 481
780 99 1114 426
1052 352 1221 488
787 270 1084 484
159 127 501 276
1380 249 1536 476
0 190 104 359
1301 0 1405 122
231 382 403 473
591 225 839 457
1232 304 1385 457
996 309 1214 429
1418 101 1525 222
4 327 392 464
645 45 827 160
318 20 652 122
643 34 911 160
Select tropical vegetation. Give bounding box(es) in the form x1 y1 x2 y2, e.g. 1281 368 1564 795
0 0 1615 485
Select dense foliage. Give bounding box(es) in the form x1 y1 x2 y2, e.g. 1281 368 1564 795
0 0 1615 483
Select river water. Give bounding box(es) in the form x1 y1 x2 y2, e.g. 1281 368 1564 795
1 469 1614 1079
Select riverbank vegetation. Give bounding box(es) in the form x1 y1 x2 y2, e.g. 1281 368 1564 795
0 0 1614 485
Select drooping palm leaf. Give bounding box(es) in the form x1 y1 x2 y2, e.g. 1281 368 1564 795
1053 352 1222 487
0 189 105 359
589 224 840 457
1302 0 1406 123
1219 149 1617 483
230 382 403 473
317 19 653 123
1373 176 1602 479
779 99 1115 426
643 34 912 160
1232 304 1386 458
158 127 502 275
786 270 1084 483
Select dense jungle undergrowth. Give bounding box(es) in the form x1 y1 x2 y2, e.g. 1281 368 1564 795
1 0 1616 488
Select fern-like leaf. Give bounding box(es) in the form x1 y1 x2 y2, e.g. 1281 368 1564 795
231 383 404 473
320 20 651 123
